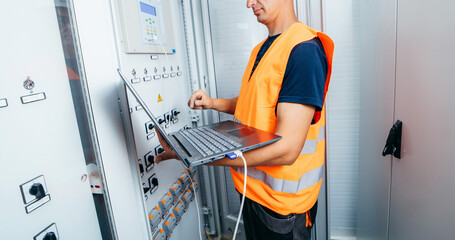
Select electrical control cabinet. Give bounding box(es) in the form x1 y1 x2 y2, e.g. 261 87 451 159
111 0 204 239
1 0 212 239
0 0 103 239
117 0 176 53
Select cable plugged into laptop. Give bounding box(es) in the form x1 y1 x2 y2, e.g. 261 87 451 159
226 150 247 240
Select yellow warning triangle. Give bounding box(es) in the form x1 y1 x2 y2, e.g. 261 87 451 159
157 94 163 102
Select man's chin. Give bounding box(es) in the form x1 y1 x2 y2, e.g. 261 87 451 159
256 16 266 24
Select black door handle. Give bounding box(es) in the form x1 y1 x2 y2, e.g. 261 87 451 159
382 120 402 159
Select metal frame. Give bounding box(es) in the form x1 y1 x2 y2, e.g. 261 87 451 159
56 0 119 238
181 0 222 237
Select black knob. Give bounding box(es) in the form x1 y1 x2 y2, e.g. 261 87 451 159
157 147 164 154
148 123 154 130
173 111 180 116
43 232 57 240
139 163 144 173
147 155 155 164
143 187 151 194
29 183 45 200
158 119 165 124
152 177 159 186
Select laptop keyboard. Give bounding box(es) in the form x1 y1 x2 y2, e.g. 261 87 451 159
181 127 242 156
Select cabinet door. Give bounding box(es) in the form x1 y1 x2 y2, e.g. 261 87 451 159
0 1 102 239
389 0 455 239
357 0 397 239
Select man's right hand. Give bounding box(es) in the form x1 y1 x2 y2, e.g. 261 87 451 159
188 89 213 110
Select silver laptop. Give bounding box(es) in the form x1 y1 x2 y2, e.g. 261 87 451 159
118 69 281 167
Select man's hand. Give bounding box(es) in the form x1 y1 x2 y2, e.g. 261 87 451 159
188 89 238 114
188 89 213 110
154 130 178 163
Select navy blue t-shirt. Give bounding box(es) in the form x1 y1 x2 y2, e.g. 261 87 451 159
251 34 328 112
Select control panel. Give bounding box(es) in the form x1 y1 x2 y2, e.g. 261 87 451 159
114 0 203 239
138 0 168 45
117 0 176 53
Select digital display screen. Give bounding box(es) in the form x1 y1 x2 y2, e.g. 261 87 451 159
140 2 156 16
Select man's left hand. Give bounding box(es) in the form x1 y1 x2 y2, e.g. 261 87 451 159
155 130 178 163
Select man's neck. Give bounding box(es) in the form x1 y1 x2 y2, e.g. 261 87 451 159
267 13 298 36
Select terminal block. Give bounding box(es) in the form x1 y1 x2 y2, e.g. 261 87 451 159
181 189 194 206
169 181 182 199
190 180 199 193
163 213 177 236
178 172 190 186
172 200 185 221
187 167 197 178
148 206 163 231
158 192 173 216
152 228 166 240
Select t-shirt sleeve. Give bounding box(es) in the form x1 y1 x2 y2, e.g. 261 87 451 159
277 38 328 112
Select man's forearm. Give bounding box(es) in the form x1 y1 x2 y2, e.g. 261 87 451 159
211 97 238 114
207 138 298 167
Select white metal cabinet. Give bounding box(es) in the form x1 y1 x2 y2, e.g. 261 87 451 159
389 0 455 239
358 0 455 239
357 0 397 239
0 0 103 239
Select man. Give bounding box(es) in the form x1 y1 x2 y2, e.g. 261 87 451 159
156 0 333 239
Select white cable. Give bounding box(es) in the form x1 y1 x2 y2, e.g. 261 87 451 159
152 35 174 134
179 161 203 240
188 172 203 240
156 35 201 239
232 151 247 240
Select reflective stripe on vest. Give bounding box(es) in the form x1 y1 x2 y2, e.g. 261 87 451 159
233 163 323 194
232 126 325 194
300 126 325 154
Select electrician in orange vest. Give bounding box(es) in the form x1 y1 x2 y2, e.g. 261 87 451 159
156 0 333 239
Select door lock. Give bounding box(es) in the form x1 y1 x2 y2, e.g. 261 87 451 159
382 120 403 159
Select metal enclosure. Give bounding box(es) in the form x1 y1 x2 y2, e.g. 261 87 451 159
0 0 103 239
358 0 455 239
111 0 204 238
389 0 455 238
356 0 397 239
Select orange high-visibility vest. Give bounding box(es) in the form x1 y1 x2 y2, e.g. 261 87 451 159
231 22 334 215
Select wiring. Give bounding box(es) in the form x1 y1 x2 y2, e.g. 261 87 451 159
179 161 203 240
155 34 203 239
151 35 174 134
232 150 247 240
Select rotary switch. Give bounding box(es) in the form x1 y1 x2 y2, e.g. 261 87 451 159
147 155 155 165
151 177 159 188
43 232 57 240
29 183 45 200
